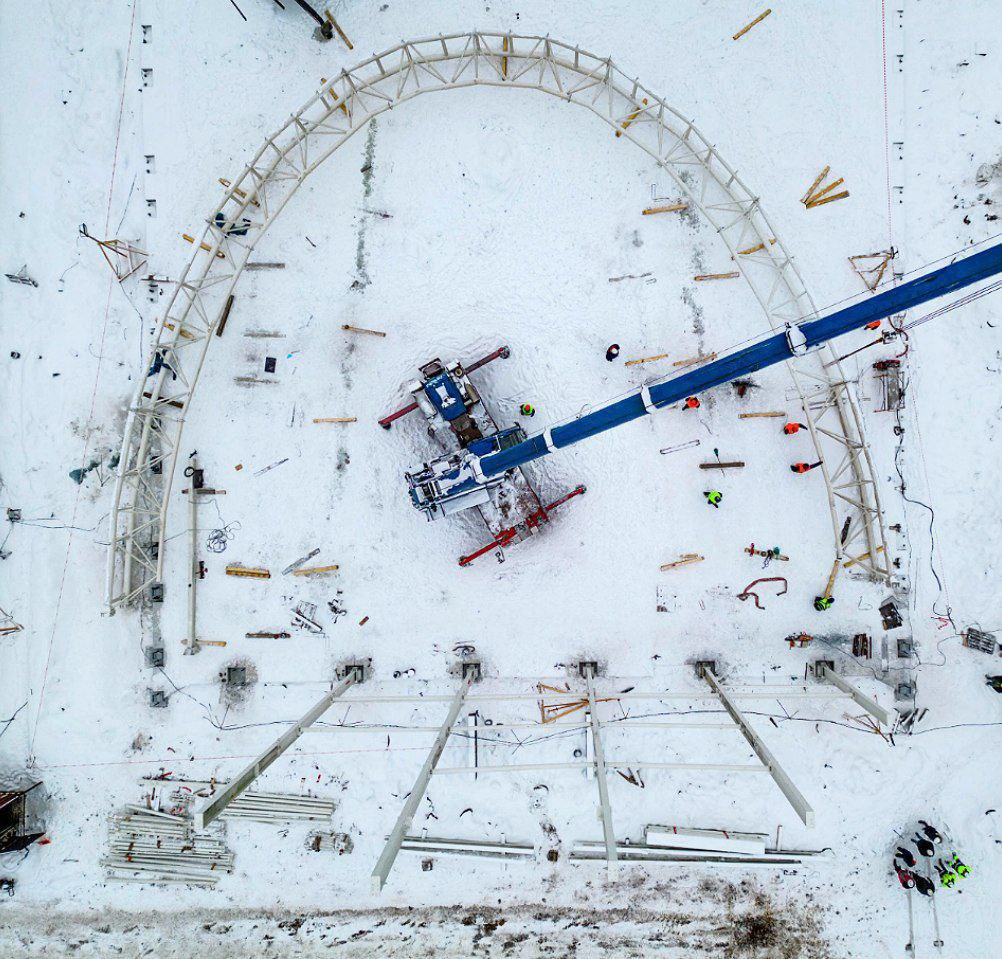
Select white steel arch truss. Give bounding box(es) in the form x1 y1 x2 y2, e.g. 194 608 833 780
106 31 889 612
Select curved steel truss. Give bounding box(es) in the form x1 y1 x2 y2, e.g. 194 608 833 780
106 31 889 612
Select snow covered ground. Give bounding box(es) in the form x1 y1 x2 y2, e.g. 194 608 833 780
1 1 1000 956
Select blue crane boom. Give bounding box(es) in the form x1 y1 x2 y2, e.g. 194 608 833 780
405 242 1002 517
481 242 1002 477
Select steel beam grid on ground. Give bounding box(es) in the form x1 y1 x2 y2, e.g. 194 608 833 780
106 31 886 612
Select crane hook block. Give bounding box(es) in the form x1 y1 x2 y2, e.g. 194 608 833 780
785 322 810 356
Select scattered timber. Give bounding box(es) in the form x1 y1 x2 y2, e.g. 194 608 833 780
324 11 353 49
732 8 772 41
673 353 717 368
624 353 670 367
313 417 357 423
660 554 704 571
246 632 291 639
642 203 688 215
215 294 235 337
182 233 225 259
292 564 340 576
738 239 777 255
699 461 745 470
218 177 259 206
842 545 885 569
693 272 739 281
143 391 183 410
342 324 386 337
738 411 786 419
225 565 271 579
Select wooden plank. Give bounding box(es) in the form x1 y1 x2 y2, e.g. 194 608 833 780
642 203 688 215
615 97 648 137
313 417 357 423
806 190 850 208
324 11 353 49
163 321 195 340
806 177 844 203
822 557 840 597
143 391 184 410
660 554 704 571
801 166 830 204
842 545 885 570
624 353 670 367
693 272 739 281
291 564 340 576
341 324 386 337
225 565 271 579
218 177 259 207
215 294 235 337
738 411 786 419
182 233 225 259
737 239 776 255
699 461 744 470
673 353 717 368
732 8 772 41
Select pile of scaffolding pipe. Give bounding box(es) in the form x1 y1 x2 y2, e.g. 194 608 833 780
103 806 233 885
164 781 336 824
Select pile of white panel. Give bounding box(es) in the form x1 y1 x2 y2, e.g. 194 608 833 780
103 805 234 886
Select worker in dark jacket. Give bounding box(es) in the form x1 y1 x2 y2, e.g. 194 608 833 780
896 847 917 868
606 344 620 361
918 821 944 845
913 834 936 858
913 873 935 897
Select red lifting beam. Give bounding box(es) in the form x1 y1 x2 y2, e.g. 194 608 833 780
458 484 586 567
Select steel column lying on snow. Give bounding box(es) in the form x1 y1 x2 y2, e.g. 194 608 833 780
818 664 891 726
194 673 357 829
704 668 815 828
584 668 618 879
371 676 472 893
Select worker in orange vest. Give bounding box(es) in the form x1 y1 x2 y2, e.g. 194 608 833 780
682 396 700 411
791 460 822 474
782 422 808 435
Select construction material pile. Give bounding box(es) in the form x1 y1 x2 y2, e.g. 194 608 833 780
103 805 233 885
162 779 337 824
